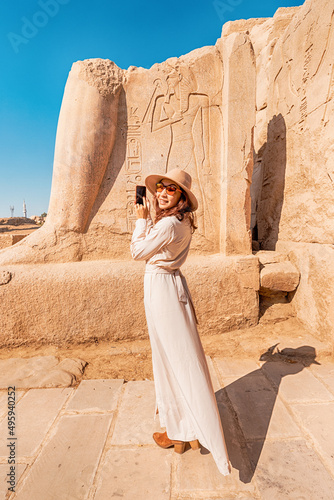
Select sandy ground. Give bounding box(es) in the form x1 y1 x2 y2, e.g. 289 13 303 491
0 317 324 381
0 218 40 238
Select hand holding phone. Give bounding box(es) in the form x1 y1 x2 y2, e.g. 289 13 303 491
135 185 149 219
136 185 146 205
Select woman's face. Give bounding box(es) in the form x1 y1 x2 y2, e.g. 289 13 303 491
156 178 182 209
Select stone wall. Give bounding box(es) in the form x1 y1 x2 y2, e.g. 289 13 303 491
0 0 333 346
223 0 334 343
277 241 334 345
244 0 334 249
0 255 259 347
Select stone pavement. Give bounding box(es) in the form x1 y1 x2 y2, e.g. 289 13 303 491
0 355 334 500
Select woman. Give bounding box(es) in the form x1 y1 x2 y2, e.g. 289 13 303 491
130 167 231 476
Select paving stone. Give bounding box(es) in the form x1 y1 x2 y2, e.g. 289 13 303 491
251 439 334 500
261 361 334 403
94 447 172 500
223 371 302 440
0 390 26 421
171 387 255 495
172 496 256 500
215 389 254 484
206 356 222 392
309 362 334 395
14 414 112 500
0 463 27 498
173 444 256 497
0 388 72 459
215 358 260 380
290 402 334 475
65 379 124 412
110 380 157 445
0 392 10 422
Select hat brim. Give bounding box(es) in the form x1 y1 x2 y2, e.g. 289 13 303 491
145 174 198 211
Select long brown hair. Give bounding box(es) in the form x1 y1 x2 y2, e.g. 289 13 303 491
154 191 197 233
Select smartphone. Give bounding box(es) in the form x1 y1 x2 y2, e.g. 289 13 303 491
136 185 146 205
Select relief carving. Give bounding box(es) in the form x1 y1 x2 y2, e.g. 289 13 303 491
141 63 213 237
126 107 143 231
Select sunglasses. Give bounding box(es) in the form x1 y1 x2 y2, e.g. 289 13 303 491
156 182 182 195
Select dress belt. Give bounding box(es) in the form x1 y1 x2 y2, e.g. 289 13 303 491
145 266 198 324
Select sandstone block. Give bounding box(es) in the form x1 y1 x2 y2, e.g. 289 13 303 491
217 32 256 255
259 301 295 324
0 255 259 347
255 250 288 267
309 362 334 395
223 371 301 440
251 439 334 500
110 381 156 445
0 388 72 458
276 240 334 344
65 379 124 412
255 0 334 248
0 356 86 389
0 234 26 250
14 414 112 499
93 448 172 500
262 361 334 403
260 261 300 292
290 402 334 475
214 358 261 380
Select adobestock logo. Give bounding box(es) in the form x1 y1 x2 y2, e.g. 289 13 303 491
213 0 243 23
7 0 71 54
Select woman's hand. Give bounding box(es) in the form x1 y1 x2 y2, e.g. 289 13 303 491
135 197 150 219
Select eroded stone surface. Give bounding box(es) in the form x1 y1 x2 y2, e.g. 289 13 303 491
261 361 334 403
252 439 334 500
110 380 157 445
260 261 300 292
13 414 112 500
222 371 302 440
0 255 259 347
94 448 172 500
0 356 87 388
65 379 124 412
0 388 72 458
291 402 334 475
0 270 11 285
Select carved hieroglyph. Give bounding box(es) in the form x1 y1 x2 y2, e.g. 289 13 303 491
0 46 232 264
92 48 225 257
243 1 334 248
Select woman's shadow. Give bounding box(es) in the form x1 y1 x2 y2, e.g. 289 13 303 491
212 345 320 483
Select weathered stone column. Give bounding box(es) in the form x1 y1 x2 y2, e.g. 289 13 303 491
217 32 256 255
0 59 123 264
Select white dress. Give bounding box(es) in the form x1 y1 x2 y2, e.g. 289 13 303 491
131 215 231 476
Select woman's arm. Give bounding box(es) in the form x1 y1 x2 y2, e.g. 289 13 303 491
130 218 174 261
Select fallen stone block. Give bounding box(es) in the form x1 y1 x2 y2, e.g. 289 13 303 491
260 261 300 292
0 356 87 389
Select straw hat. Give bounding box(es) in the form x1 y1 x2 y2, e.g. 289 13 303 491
145 168 198 211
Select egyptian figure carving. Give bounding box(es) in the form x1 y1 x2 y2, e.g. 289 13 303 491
144 65 211 176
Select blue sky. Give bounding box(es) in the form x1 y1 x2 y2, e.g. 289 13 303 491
0 0 304 218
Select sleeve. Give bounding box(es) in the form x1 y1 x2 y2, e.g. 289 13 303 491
130 218 174 261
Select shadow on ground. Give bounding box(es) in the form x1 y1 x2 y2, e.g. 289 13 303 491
211 345 320 483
